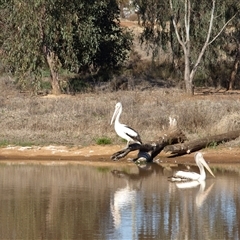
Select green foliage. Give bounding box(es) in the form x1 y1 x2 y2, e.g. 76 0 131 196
0 139 9 147
134 0 240 89
134 0 171 54
96 167 111 173
72 0 133 73
40 80 52 91
0 139 34 147
68 76 92 93
0 0 133 93
16 141 35 147
207 141 218 149
95 137 112 145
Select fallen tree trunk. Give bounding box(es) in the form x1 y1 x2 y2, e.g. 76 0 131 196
111 116 240 161
164 130 240 155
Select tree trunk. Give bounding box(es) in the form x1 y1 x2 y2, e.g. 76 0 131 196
164 130 240 155
39 11 61 95
184 43 194 95
184 56 192 94
46 51 61 95
228 44 240 90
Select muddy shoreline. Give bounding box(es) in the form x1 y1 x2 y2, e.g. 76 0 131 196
0 145 239 165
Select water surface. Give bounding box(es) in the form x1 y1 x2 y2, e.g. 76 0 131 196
0 161 239 239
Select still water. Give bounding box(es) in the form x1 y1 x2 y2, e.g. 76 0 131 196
0 161 239 240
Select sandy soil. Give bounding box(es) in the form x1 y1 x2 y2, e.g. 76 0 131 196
0 144 239 166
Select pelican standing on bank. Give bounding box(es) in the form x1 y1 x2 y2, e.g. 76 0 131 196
111 102 142 147
169 152 215 182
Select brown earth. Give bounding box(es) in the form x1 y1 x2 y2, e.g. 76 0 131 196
0 144 239 166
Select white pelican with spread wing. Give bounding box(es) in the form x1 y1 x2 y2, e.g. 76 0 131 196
111 102 142 147
169 152 215 182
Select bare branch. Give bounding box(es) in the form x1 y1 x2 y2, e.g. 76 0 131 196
190 0 237 79
169 0 185 48
205 0 215 44
208 12 238 45
184 0 190 44
190 0 215 78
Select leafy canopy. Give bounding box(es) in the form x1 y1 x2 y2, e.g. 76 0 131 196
0 0 132 91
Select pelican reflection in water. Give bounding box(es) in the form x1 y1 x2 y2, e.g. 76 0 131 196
169 152 215 182
110 170 139 229
111 102 142 148
175 181 215 208
110 164 163 229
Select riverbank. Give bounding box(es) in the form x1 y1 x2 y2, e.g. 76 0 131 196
0 144 239 165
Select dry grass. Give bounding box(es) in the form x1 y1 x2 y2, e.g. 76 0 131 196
1 76 240 148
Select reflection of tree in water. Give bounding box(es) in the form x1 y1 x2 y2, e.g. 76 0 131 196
0 165 119 239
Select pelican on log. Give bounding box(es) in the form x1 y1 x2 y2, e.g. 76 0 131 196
111 102 142 147
169 152 215 182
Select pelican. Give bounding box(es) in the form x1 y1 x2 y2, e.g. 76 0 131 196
169 152 215 182
110 102 142 147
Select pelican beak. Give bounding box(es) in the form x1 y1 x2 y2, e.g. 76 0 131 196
110 107 118 125
202 158 215 178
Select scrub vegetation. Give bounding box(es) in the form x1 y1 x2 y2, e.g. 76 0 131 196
1 77 240 148
1 1 239 96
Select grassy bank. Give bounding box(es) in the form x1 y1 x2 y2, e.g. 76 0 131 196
1 78 240 148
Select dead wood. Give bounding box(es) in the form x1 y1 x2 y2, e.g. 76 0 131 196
111 115 240 161
111 117 187 161
164 130 240 155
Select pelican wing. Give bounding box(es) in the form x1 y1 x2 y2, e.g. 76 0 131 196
124 125 142 143
176 180 201 188
170 170 201 181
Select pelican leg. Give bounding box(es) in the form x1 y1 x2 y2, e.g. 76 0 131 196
125 141 130 149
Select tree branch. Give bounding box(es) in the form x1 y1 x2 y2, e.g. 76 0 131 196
208 12 238 45
184 0 190 44
169 0 185 48
190 0 215 79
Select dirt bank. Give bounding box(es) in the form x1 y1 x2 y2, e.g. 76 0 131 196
0 145 239 165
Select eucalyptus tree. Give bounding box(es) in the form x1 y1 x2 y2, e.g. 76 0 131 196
225 3 240 90
134 0 239 94
0 0 132 94
228 26 240 90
